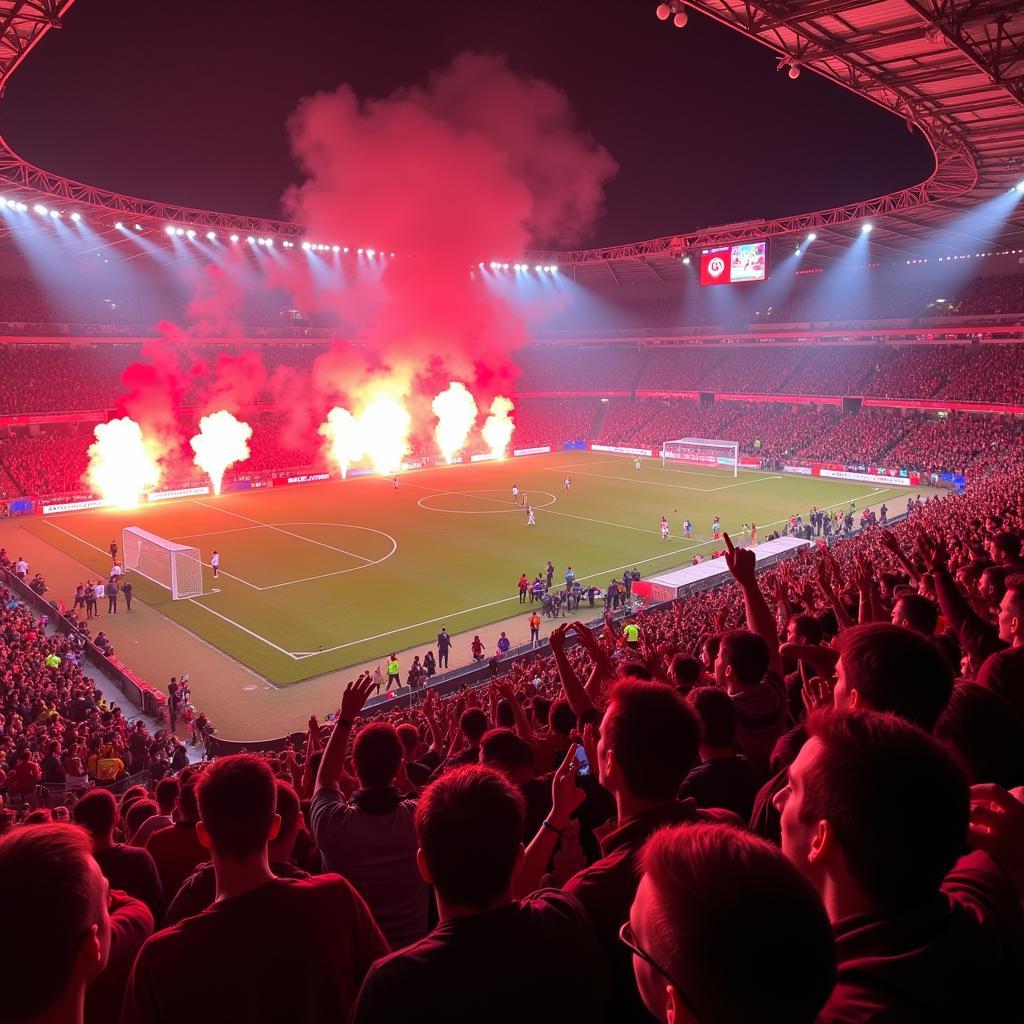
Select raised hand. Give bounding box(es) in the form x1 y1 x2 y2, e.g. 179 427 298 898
581 722 600 779
915 532 949 573
878 530 902 555
339 672 376 722
549 622 571 651
549 743 586 826
801 674 835 715
723 532 757 587
969 784 1024 894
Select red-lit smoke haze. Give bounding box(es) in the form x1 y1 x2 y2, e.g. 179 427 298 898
111 51 616 480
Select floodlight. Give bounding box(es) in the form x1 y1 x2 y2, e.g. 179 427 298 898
33 204 48 216
71 212 82 222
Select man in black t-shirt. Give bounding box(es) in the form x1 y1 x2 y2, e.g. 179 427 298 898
351 766 607 1022
73 789 164 920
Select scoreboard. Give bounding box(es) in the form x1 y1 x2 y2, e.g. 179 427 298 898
699 240 769 286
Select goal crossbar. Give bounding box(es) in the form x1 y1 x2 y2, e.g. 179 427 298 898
661 437 739 477
121 526 204 600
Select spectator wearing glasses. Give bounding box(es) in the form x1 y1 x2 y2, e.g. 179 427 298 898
626 822 835 1023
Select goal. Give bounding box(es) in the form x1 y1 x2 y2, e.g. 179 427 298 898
661 438 739 478
121 526 204 600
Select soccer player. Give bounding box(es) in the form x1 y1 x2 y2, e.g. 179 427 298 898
750 522 757 546
683 519 692 538
660 516 670 541
512 484 519 504
634 456 641 472
526 505 536 526
211 550 220 579
563 476 571 494
393 476 399 492
712 516 722 539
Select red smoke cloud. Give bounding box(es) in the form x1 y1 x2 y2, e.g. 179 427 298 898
283 51 617 411
116 52 616 467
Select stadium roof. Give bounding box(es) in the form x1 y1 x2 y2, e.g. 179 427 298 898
0 0 1022 284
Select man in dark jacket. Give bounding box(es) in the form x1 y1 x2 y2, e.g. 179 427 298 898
776 709 1024 1022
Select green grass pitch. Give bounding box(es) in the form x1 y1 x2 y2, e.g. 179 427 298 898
25 450 911 685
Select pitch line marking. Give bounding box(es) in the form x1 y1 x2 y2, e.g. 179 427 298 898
193 501 377 564
36 483 902 666
172 525 265 540
417 489 559 515
186 600 301 660
543 467 718 493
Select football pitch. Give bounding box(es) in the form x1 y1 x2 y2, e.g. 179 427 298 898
25 451 912 686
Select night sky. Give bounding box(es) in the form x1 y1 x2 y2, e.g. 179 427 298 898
1 0 935 249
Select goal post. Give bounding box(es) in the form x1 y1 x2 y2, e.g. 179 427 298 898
661 438 739 478
121 526 204 600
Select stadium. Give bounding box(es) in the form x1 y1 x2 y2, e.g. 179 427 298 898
1 3 1023 1022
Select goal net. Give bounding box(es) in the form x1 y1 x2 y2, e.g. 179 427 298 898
121 526 204 600
661 438 739 478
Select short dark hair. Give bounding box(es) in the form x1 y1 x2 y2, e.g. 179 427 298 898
155 777 180 812
790 613 823 646
178 777 201 821
460 708 489 746
495 699 516 728
549 698 576 736
641 823 835 1024
198 754 276 860
1005 575 1024 618
480 728 532 772
688 686 737 749
990 531 1021 560
72 788 117 838
804 709 968 910
935 682 1024 788
416 765 524 909
532 696 551 725
719 629 770 687
125 798 159 839
274 780 302 840
0 825 102 1019
353 723 403 788
837 623 953 729
668 654 702 691
894 593 938 635
395 723 419 756
604 678 700 800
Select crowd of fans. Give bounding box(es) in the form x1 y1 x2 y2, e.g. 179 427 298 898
2 399 1021 500
505 397 598 450
3 428 1024 1021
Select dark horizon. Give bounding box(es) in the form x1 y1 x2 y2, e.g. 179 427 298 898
1 1 934 249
